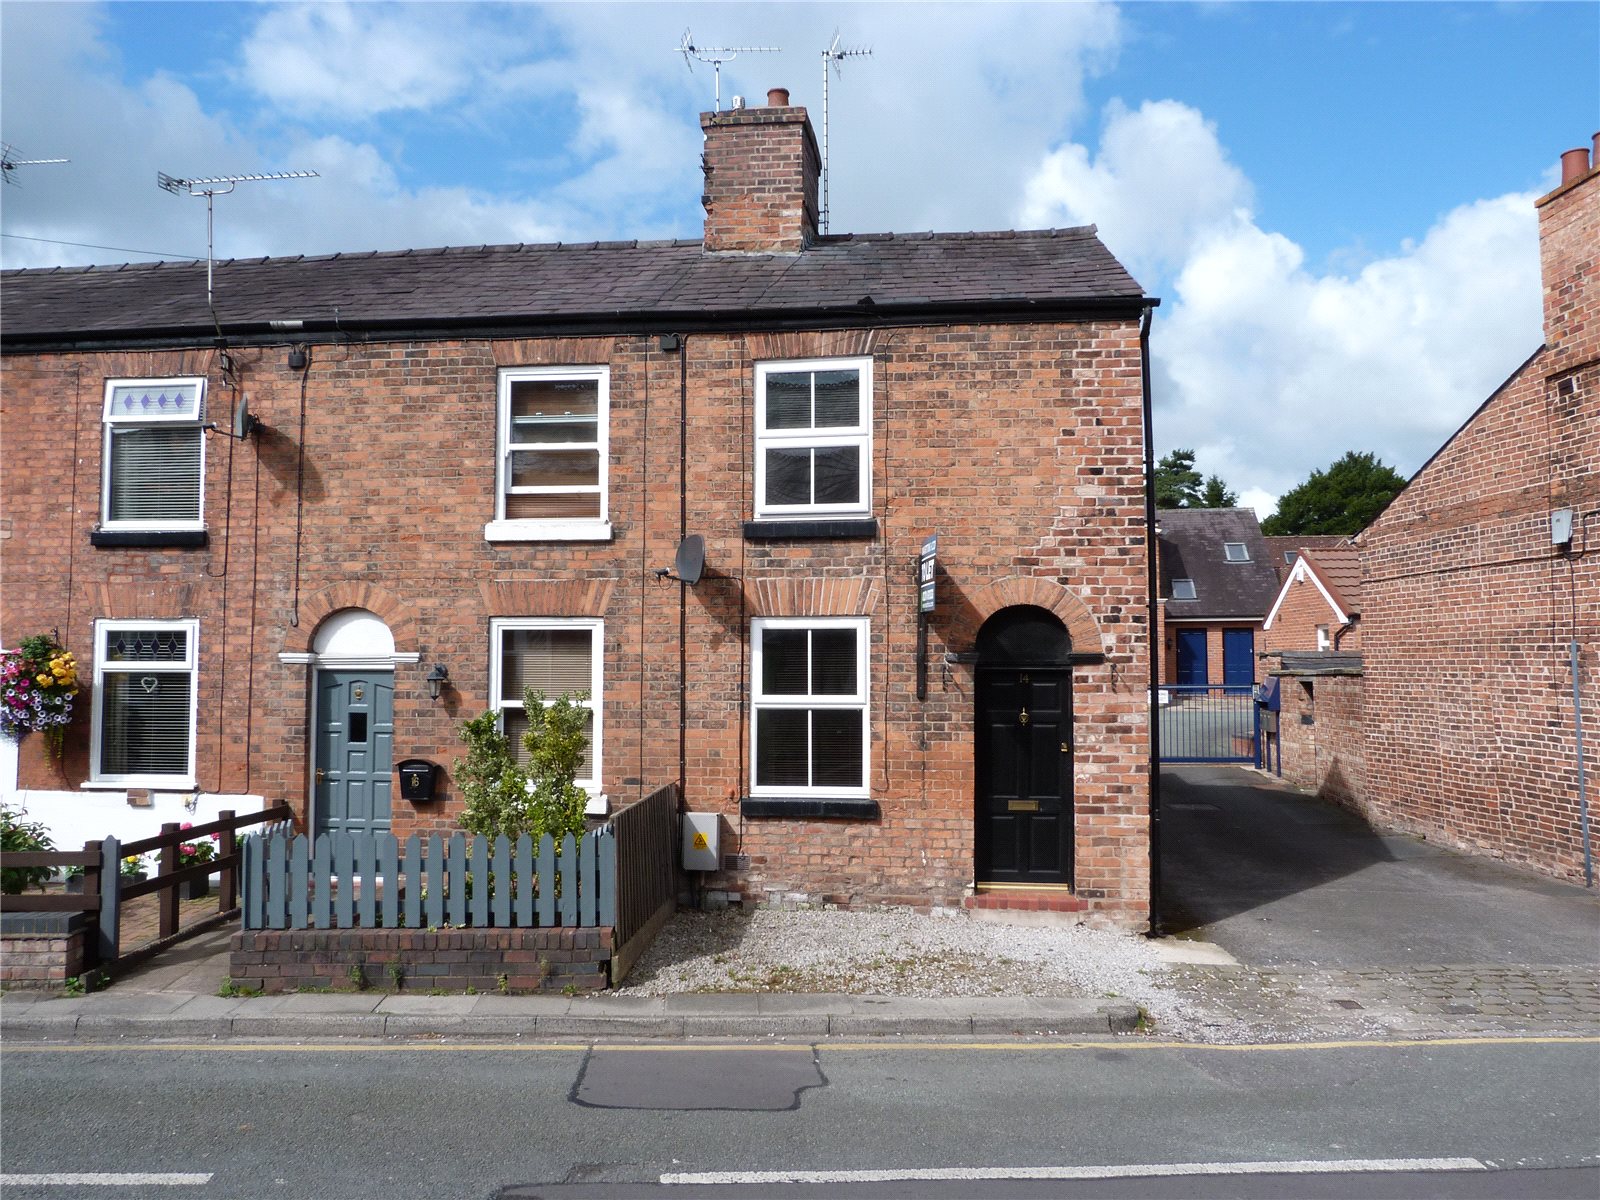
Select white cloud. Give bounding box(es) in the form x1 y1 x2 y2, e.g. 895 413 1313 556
237 3 521 119
1020 99 1544 506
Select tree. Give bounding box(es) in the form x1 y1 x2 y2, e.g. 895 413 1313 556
1261 451 1408 536
1200 474 1238 508
1154 449 1203 508
1155 449 1239 509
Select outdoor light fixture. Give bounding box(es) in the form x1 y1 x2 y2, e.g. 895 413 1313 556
426 663 449 701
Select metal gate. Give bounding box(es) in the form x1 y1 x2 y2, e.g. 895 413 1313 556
1159 684 1259 764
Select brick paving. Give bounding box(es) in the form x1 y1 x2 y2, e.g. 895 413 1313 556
1159 962 1600 1042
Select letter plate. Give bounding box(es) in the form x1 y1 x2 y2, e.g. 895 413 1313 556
1007 799 1040 813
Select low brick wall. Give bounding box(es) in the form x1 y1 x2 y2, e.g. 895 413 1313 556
229 927 614 994
1 912 91 990
1276 672 1366 808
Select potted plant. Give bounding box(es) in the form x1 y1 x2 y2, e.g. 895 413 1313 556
1 802 55 895
120 854 148 884
0 633 79 757
176 824 217 899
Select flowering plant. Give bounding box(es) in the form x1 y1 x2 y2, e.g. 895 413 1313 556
177 822 218 868
0 634 78 756
120 854 149 882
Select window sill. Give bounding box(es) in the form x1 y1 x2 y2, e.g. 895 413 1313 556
484 518 613 543
90 529 208 549
743 518 878 541
81 778 196 791
740 796 880 820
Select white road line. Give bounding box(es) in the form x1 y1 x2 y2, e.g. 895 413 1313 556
661 1157 1487 1185
0 1174 213 1187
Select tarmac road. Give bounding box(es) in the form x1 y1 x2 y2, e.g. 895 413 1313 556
1157 765 1600 967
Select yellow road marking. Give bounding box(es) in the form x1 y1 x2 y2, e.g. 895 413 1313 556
2 1035 1595 1054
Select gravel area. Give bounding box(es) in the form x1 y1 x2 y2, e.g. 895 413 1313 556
614 904 1196 1029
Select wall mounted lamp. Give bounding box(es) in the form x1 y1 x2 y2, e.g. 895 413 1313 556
426 663 449 701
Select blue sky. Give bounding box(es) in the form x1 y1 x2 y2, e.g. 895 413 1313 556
2 2 1596 513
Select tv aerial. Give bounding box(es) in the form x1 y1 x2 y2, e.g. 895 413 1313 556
820 32 871 234
676 28 779 111
158 169 318 309
1 143 69 186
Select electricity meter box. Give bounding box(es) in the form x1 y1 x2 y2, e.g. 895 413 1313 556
683 812 722 872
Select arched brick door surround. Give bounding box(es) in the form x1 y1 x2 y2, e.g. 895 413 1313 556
962 577 1103 656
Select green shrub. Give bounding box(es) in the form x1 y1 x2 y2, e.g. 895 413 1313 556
456 689 588 844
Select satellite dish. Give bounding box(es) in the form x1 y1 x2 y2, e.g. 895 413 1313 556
231 395 258 439
673 535 705 585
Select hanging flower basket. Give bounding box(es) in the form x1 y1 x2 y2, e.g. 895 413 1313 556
0 634 79 757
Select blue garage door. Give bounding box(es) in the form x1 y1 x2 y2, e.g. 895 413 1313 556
1175 629 1208 687
1222 628 1255 692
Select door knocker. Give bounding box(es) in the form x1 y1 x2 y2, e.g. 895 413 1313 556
352 682 366 701
1018 707 1030 726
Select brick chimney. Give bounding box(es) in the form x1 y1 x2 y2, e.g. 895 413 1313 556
700 87 821 254
1536 134 1599 368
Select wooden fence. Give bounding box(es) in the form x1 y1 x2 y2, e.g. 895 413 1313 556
0 805 293 969
610 782 682 981
241 827 617 930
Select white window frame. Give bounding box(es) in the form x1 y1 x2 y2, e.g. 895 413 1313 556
486 366 611 543
1171 578 1198 600
489 618 603 794
100 377 207 532
753 357 872 519
1316 625 1332 651
750 616 870 798
89 618 200 789
1223 542 1250 562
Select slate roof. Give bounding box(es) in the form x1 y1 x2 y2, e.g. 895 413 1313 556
0 227 1146 347
1157 507 1280 621
1301 546 1362 616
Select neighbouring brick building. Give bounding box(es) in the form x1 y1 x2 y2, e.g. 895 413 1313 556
1 91 1159 926
1155 507 1278 690
1261 546 1362 657
1347 135 1599 881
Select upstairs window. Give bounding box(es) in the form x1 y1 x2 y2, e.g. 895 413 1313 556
489 367 610 542
754 359 871 518
751 618 869 796
489 619 602 791
1223 542 1250 562
91 619 199 787
1171 578 1197 601
101 378 206 530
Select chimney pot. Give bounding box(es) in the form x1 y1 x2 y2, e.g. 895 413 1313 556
1559 147 1590 185
767 87 790 107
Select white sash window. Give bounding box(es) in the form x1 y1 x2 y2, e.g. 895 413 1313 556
101 378 206 530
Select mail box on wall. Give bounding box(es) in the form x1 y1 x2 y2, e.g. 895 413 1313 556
396 759 439 802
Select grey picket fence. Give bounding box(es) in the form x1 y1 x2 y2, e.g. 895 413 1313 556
241 827 616 930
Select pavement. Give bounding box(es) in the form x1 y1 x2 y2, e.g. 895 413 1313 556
2 765 1596 1044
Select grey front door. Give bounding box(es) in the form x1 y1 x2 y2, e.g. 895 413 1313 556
975 668 1073 886
313 670 394 836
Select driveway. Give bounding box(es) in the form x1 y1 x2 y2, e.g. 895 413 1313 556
1158 764 1600 968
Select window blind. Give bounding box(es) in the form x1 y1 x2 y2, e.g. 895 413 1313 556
100 671 191 776
107 426 202 522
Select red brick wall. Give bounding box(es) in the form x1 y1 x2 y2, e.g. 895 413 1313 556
0 920 89 990
0 317 1153 927
229 927 610 994
1274 673 1365 807
1355 163 1597 881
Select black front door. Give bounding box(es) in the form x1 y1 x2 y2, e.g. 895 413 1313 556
975 668 1073 885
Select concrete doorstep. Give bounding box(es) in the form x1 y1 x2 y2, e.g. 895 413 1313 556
0 989 1139 1042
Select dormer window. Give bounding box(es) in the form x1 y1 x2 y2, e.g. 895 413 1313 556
1223 542 1249 562
1171 579 1197 600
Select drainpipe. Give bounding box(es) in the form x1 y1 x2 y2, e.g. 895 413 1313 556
1140 303 1162 932
1333 615 1358 650
1571 638 1592 887
678 337 689 810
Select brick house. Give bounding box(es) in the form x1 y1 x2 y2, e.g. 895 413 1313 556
1344 135 1598 882
1155 507 1278 690
1261 546 1361 656
1 91 1158 926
